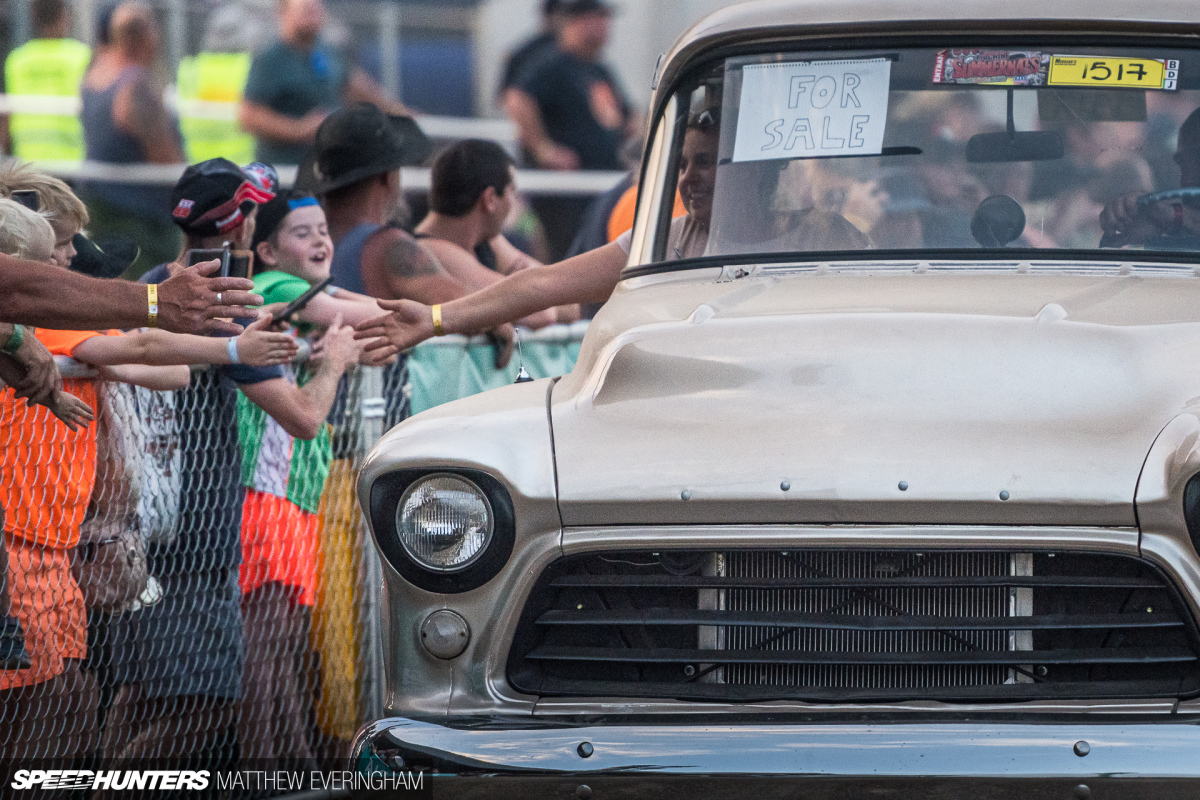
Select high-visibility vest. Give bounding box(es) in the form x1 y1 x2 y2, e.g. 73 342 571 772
4 37 91 161
177 51 254 164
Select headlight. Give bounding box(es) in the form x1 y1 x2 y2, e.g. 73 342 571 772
396 473 494 571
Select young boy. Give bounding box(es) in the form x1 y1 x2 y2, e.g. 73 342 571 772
238 190 372 761
251 192 386 328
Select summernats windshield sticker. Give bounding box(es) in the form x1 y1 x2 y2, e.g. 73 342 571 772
932 50 1049 86
733 58 891 163
1048 56 1179 90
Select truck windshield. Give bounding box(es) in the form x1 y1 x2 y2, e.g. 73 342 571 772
655 44 1200 263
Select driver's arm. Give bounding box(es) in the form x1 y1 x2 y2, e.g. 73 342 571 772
1100 192 1200 244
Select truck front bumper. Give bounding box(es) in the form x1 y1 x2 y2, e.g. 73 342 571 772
352 715 1200 798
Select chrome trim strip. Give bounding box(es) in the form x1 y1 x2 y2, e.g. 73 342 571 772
560 525 1141 556
531 698 1180 716
366 717 1200 777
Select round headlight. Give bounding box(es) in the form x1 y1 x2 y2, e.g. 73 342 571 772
396 474 494 572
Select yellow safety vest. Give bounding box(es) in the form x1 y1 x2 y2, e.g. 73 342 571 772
177 51 255 164
5 37 91 161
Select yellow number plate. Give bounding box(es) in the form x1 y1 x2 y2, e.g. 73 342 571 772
1048 56 1179 90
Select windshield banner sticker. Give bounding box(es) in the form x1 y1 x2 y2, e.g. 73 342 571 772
733 58 891 163
932 50 1049 86
1048 56 1179 90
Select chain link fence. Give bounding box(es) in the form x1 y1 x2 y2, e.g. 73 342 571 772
0 324 585 791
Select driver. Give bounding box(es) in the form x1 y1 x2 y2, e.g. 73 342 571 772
1100 107 1200 243
351 108 722 358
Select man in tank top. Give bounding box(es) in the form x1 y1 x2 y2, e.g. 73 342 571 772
308 103 514 366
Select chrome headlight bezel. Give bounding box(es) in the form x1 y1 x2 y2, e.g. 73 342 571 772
370 468 516 594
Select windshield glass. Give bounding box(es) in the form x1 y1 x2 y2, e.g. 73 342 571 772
653 44 1200 263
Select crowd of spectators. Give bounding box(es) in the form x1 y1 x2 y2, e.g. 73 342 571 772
0 0 656 761
0 0 647 280
0 82 596 769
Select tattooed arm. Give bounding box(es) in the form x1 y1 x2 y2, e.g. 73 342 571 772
113 67 184 163
360 227 472 304
358 227 516 366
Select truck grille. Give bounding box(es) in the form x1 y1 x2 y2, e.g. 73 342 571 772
506 549 1200 702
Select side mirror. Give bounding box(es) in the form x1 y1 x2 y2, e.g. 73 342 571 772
966 130 1064 164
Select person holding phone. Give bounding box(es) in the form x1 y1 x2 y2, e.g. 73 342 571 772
112 159 360 764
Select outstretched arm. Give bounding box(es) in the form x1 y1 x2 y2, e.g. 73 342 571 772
354 242 626 357
0 258 261 335
420 238 556 329
67 314 296 368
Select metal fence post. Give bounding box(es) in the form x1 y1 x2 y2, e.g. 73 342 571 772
356 365 387 723
378 2 402 102
163 0 186 78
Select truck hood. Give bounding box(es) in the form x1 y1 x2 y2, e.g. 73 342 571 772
550 269 1200 527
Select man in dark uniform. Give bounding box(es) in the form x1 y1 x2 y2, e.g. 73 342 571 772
503 0 637 260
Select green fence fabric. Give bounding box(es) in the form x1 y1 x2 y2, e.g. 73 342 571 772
406 321 588 415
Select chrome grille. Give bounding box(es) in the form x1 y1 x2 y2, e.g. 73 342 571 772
507 549 1200 702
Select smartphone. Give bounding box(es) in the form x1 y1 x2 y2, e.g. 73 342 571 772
11 190 39 211
226 250 254 280
185 248 254 280
272 276 334 323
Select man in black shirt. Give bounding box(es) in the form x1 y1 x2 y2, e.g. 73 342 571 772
503 0 635 259
498 0 563 94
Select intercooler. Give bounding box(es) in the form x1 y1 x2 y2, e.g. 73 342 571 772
507 549 1200 702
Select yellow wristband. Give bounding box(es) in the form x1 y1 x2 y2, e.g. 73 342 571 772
431 304 444 336
147 284 159 328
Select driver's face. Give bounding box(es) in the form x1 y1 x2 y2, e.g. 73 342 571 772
678 128 719 226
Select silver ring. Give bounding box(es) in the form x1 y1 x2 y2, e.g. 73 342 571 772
216 292 223 304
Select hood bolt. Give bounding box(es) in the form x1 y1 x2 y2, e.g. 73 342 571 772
898 481 909 491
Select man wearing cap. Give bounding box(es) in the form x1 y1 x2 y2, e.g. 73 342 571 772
503 0 636 260
106 159 360 764
306 103 514 366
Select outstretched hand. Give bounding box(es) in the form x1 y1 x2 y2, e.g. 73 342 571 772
352 299 434 362
46 390 94 432
314 314 362 370
159 260 263 336
10 331 59 407
234 312 300 366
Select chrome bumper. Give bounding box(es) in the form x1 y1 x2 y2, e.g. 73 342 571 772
354 715 1200 797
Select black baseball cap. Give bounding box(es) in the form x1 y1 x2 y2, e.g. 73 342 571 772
558 0 613 16
298 103 433 195
170 158 276 237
